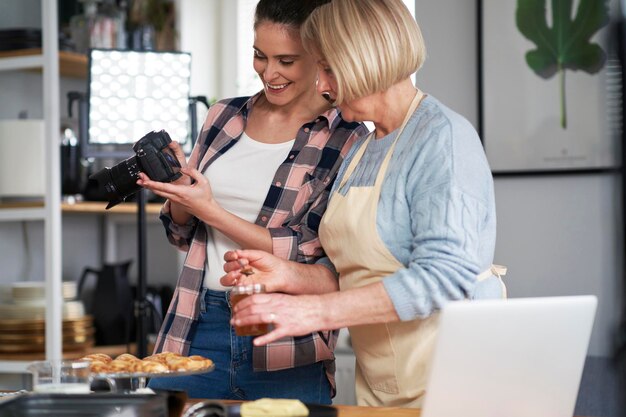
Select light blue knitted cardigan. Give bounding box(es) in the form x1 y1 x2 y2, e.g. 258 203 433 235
320 95 500 321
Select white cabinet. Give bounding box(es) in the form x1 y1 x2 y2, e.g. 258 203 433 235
0 0 63 372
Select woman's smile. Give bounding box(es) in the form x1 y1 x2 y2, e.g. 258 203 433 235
265 81 291 93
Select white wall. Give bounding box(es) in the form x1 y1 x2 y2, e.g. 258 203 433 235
0 0 40 27
415 0 479 125
175 0 221 99
494 175 622 357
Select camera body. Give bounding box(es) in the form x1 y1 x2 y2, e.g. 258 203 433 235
89 130 182 209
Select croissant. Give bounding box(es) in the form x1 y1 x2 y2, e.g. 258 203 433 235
186 359 212 370
108 359 134 373
165 357 190 371
115 353 141 363
82 353 113 363
138 361 170 373
89 361 111 374
143 353 169 364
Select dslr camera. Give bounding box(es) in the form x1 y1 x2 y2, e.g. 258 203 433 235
89 130 182 209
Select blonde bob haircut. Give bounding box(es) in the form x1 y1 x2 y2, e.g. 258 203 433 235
301 0 425 104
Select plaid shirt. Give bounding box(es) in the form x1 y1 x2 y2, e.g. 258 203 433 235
153 93 367 395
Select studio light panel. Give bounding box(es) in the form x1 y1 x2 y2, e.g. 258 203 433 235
88 49 192 145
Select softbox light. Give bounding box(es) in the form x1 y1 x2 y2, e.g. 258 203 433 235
88 49 192 148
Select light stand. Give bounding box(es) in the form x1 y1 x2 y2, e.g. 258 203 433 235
189 96 210 148
136 188 148 357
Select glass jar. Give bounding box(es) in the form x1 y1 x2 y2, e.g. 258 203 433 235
230 284 269 336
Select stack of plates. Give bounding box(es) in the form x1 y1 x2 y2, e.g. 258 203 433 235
0 301 85 320
0 316 95 353
11 281 77 303
0 281 85 321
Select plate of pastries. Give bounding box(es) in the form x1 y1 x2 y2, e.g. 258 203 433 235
80 352 215 378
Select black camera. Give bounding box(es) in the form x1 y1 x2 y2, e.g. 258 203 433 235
89 130 182 209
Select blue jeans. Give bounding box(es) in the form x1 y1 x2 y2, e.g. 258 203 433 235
148 289 332 403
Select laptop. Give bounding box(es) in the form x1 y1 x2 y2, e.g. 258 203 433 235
421 295 597 417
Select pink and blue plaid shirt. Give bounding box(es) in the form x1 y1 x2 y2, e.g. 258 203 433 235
153 93 367 395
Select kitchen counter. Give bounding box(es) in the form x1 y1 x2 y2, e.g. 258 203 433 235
183 399 592 417
184 400 420 417
291 403 420 416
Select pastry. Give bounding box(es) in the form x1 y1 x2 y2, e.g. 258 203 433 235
165 356 190 371
81 351 213 374
115 353 140 362
138 360 169 373
88 360 111 373
108 359 135 373
81 353 113 363
187 356 214 370
143 353 169 364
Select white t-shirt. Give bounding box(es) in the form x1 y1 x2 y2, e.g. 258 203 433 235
203 132 294 289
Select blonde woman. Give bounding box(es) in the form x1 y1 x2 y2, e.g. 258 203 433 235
223 0 505 408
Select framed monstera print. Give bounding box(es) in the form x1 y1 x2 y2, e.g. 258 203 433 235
478 0 620 174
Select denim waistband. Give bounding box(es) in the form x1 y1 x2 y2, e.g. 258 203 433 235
200 287 232 313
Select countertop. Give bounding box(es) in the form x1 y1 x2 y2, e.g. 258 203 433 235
183 399 591 417
184 400 420 417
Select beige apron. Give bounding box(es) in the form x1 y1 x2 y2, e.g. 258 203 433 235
319 91 505 407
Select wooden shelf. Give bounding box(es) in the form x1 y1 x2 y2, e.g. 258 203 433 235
60 50 88 78
0 201 162 219
61 201 162 215
0 48 87 78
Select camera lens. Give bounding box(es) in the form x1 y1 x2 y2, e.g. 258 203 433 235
89 155 142 209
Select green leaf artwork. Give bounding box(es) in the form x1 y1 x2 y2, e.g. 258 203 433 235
516 0 609 129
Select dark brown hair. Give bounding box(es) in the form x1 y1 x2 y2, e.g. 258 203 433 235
254 0 332 30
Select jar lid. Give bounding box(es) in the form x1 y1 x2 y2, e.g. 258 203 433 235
231 283 265 295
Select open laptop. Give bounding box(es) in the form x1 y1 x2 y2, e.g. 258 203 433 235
421 295 597 417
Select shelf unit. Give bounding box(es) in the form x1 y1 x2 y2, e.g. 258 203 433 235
0 0 63 373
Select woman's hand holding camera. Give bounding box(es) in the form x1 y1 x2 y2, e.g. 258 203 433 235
167 141 192 186
137 166 220 222
136 140 222 222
